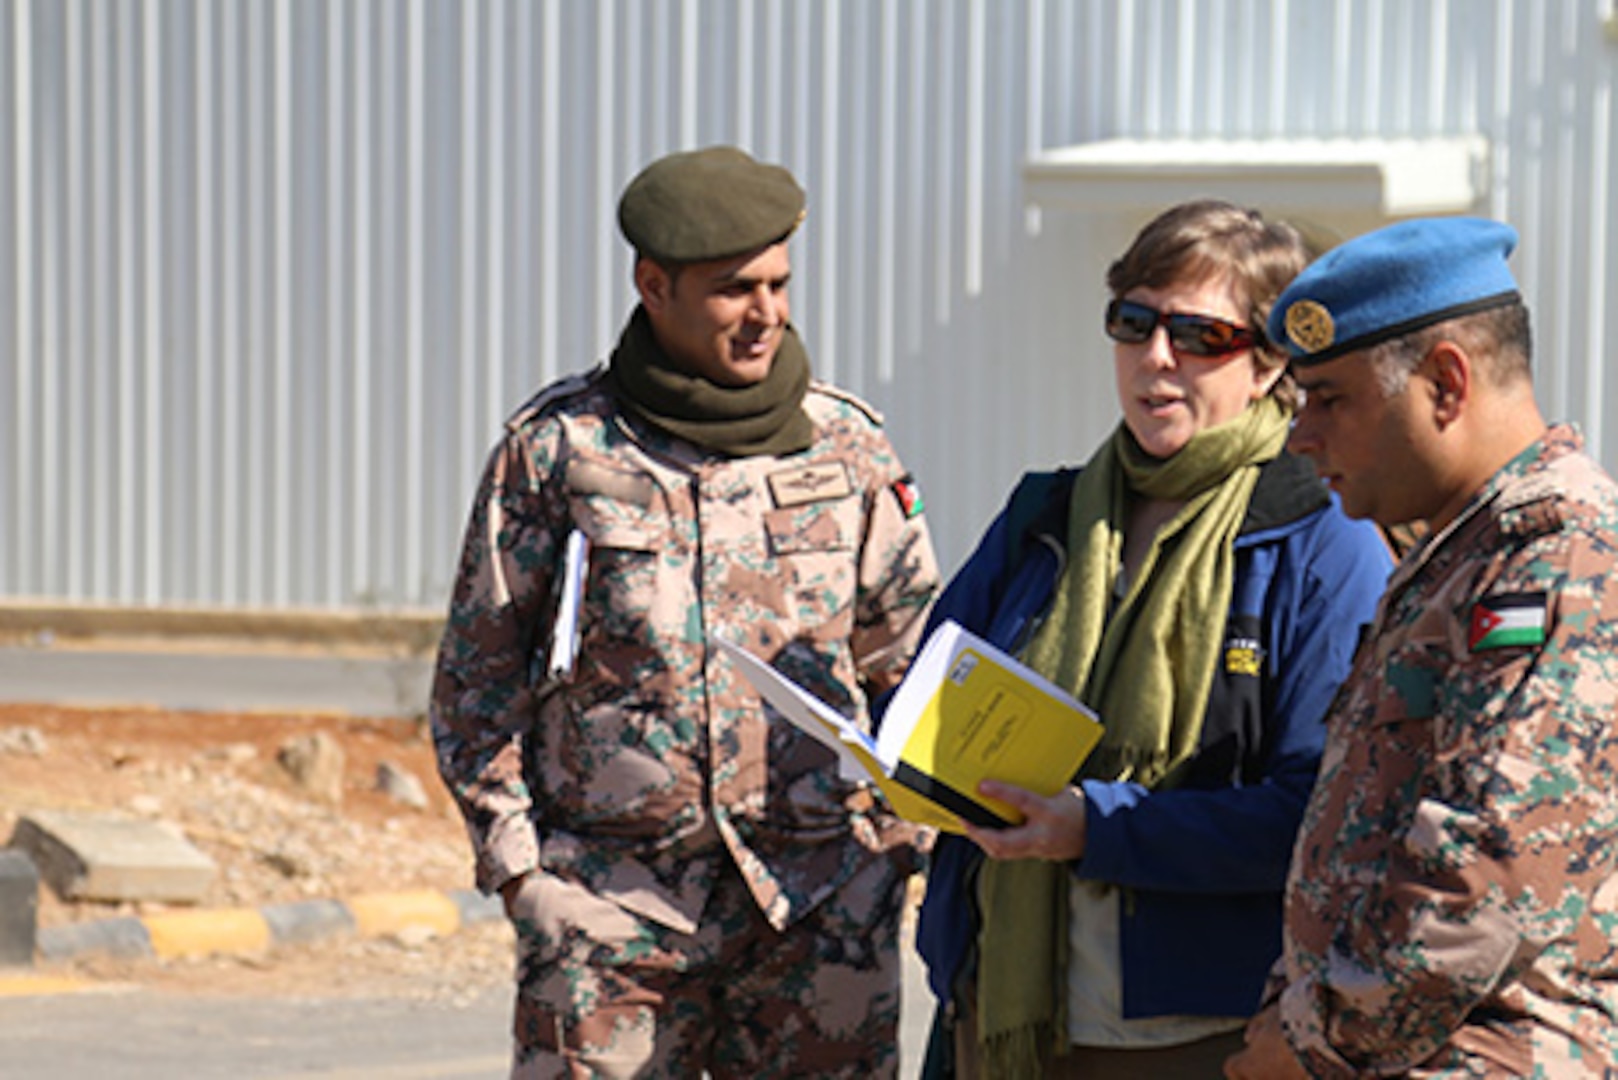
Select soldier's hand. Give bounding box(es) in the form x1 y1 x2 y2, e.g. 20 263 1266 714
963 781 1087 862
499 872 533 919
1224 1005 1308 1080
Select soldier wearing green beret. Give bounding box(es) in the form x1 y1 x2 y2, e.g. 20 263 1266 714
431 146 941 1078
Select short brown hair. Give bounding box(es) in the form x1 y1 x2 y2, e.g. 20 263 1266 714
1107 200 1312 409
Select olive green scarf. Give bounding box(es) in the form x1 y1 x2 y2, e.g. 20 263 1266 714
974 395 1291 1078
604 305 815 457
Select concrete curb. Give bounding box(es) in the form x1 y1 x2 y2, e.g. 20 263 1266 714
0 600 444 656
31 887 504 966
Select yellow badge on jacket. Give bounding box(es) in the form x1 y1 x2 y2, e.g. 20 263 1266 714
1225 637 1262 677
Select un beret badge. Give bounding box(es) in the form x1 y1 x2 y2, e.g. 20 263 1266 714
1284 300 1335 354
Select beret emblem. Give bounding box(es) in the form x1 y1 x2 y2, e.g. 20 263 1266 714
1284 300 1336 354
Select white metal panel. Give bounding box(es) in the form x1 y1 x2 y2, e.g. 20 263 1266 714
1024 137 1491 219
2 0 1616 613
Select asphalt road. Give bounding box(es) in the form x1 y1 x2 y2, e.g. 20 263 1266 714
0 983 512 1079
0 946 933 1078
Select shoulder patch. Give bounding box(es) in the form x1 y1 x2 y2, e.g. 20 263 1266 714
1469 592 1549 651
807 380 884 425
891 474 925 519
505 364 606 432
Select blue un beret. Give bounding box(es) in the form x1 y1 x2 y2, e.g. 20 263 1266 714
1269 216 1521 366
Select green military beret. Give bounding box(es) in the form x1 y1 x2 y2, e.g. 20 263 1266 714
618 146 806 264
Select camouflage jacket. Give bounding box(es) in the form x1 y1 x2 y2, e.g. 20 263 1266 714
430 366 940 933
1275 424 1618 1077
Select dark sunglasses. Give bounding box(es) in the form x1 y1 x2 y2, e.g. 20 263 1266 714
1104 298 1257 358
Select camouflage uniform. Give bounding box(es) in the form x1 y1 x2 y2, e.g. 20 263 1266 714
431 365 940 1078
1272 424 1618 1077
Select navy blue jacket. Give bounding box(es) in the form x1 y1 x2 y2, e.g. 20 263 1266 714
912 451 1391 1019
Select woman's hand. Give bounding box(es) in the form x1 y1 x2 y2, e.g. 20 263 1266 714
963 779 1088 862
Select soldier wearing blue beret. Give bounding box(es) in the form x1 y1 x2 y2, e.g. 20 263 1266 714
1228 217 1618 1077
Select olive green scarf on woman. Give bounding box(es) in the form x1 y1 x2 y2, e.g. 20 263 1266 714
974 395 1292 1078
604 305 815 457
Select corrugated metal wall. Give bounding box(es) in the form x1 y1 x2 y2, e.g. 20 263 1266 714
4 0 1615 611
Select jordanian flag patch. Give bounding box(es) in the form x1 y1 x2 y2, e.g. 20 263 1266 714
1468 592 1548 651
892 475 925 519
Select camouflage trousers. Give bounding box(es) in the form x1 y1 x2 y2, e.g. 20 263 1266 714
505 854 908 1080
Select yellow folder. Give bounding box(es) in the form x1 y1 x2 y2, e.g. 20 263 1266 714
713 619 1103 833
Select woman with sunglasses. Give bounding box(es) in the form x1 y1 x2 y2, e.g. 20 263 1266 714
910 200 1393 1079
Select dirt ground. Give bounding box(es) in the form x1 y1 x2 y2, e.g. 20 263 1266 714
0 702 514 1000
